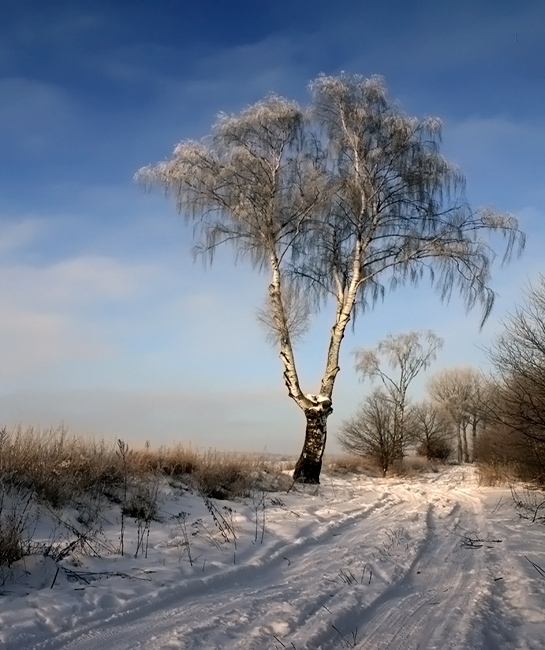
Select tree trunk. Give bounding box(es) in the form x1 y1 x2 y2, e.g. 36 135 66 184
293 400 333 484
462 423 470 463
393 405 404 460
457 424 463 464
471 420 478 461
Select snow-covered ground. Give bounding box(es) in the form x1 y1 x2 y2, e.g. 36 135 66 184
1 466 544 650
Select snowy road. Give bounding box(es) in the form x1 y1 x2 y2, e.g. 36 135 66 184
3 467 544 650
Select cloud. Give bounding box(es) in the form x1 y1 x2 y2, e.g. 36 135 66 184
2 5 103 51
0 77 79 157
1 255 160 307
0 217 45 254
0 254 164 377
445 115 545 156
0 308 108 374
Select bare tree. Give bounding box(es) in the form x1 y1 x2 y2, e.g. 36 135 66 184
486 277 545 479
465 373 489 458
338 388 401 476
412 400 453 461
427 366 485 462
354 331 443 458
136 73 524 483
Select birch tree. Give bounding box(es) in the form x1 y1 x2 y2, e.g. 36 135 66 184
136 74 524 483
354 331 443 457
427 366 485 462
466 372 489 456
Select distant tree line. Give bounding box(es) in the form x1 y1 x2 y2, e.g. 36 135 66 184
338 330 488 475
338 281 545 485
482 277 545 483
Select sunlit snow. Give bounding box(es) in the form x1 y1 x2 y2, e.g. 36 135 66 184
1 467 544 649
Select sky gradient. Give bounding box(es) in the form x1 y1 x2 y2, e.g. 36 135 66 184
1 0 544 453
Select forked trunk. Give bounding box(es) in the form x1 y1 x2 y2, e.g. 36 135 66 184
293 400 333 484
274 238 362 484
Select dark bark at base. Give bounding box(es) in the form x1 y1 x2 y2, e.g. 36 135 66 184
293 403 332 484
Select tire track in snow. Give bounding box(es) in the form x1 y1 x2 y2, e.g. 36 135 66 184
22 490 403 650
20 477 492 650
294 487 487 650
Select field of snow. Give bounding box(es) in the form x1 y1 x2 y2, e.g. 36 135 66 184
1 466 544 650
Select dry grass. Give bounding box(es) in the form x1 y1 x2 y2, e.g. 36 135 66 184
0 425 122 507
390 455 440 478
322 454 383 477
0 483 34 569
0 425 289 507
0 424 293 569
477 461 521 486
475 427 545 486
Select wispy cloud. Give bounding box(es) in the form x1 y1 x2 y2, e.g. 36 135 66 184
0 253 163 378
0 308 108 375
0 217 45 254
1 255 160 306
0 77 80 158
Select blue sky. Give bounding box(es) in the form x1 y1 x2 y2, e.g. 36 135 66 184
0 0 544 453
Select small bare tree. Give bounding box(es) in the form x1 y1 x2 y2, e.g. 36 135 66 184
354 331 443 458
411 400 453 461
338 389 400 476
136 74 524 483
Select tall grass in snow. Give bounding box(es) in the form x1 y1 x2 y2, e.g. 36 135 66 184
0 425 289 504
0 424 292 569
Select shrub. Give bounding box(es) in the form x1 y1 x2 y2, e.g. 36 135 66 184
322 454 382 477
0 484 34 569
475 425 545 485
416 439 452 462
190 452 267 499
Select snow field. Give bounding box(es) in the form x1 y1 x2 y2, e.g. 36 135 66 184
0 467 544 649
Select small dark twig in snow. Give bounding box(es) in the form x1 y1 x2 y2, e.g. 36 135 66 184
339 568 358 585
461 535 502 549
360 563 368 583
332 624 358 647
525 556 545 579
50 567 60 589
